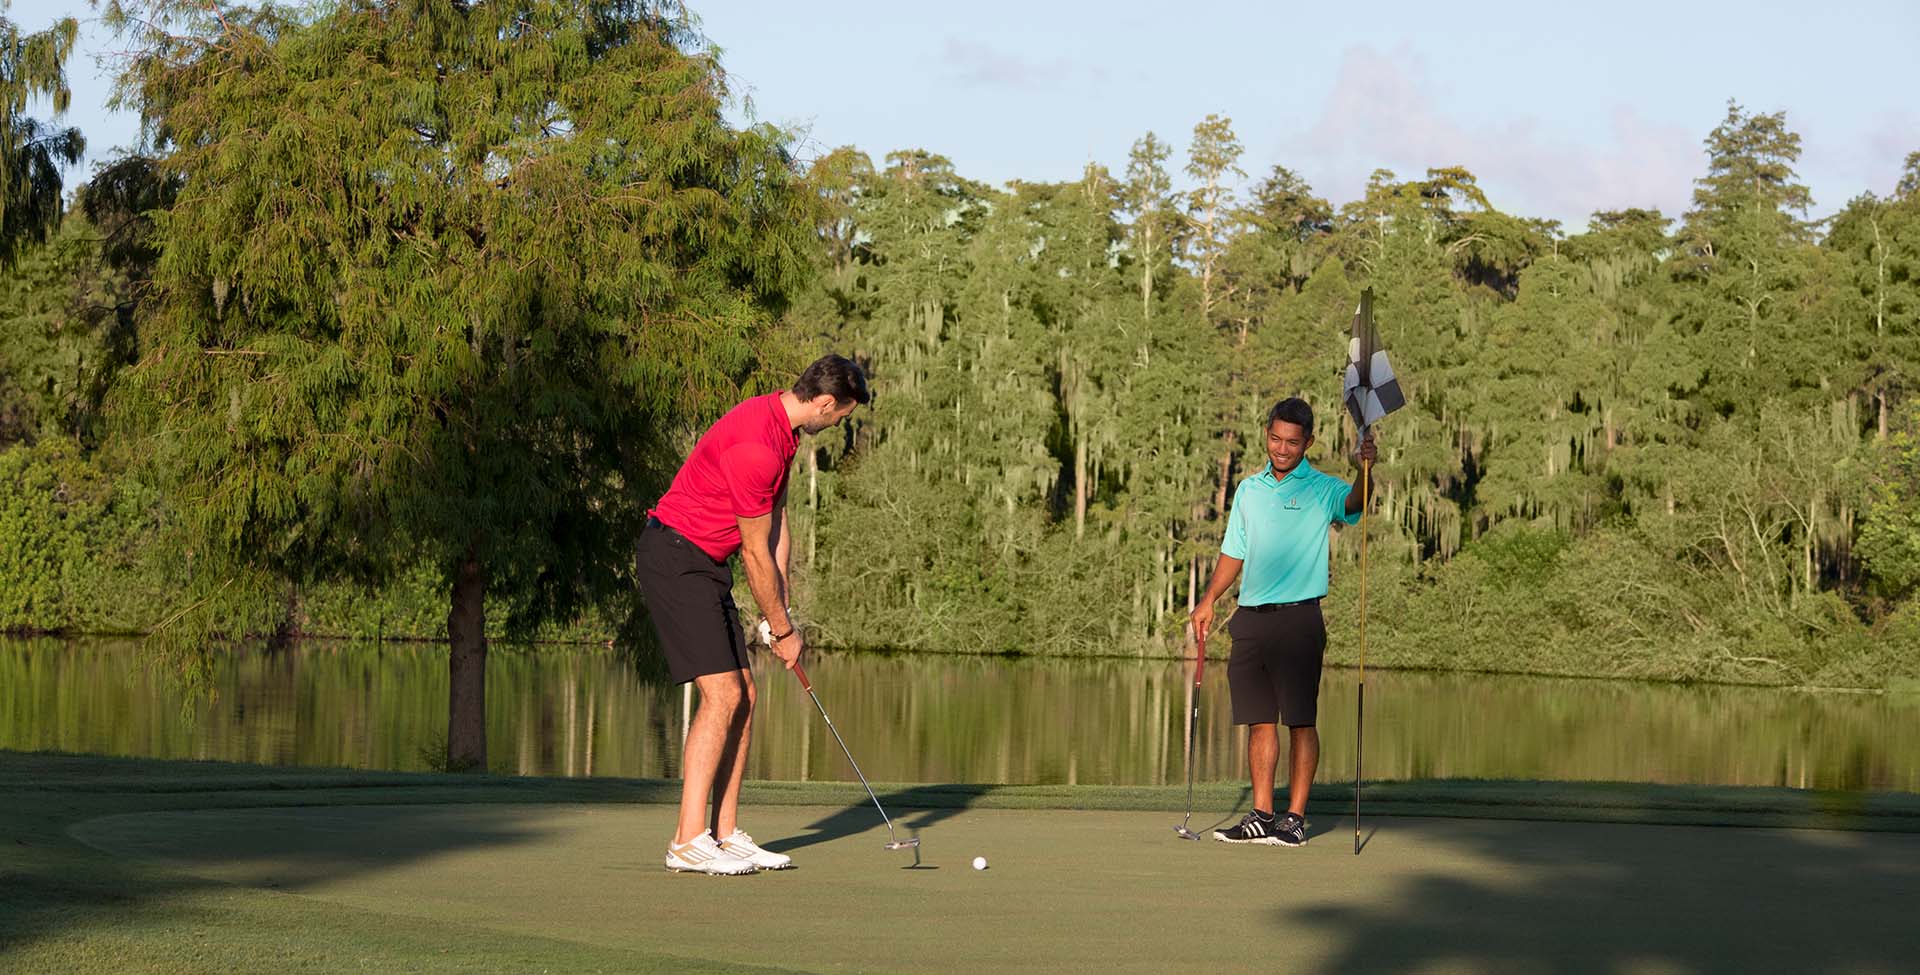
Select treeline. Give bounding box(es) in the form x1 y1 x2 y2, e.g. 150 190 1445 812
772 112 1920 689
1 2 1917 703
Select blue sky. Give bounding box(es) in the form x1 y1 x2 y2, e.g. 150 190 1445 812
19 0 1919 230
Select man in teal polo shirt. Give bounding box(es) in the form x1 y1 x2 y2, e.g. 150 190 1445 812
1191 396 1375 847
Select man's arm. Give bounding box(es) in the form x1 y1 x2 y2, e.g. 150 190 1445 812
1344 434 1379 515
770 480 792 606
1188 554 1244 645
737 512 800 667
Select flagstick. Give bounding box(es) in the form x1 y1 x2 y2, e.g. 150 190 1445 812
1354 454 1371 856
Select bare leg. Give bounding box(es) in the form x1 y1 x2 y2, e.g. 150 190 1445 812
1248 722 1280 814
1285 725 1319 818
709 668 755 838
675 670 747 845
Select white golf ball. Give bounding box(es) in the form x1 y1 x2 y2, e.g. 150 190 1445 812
972 856 987 871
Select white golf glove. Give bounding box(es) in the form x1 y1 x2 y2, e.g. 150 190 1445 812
756 608 798 647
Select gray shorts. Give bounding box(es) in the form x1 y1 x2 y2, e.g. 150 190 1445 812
1226 602 1326 727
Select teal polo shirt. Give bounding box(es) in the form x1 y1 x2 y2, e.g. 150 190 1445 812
1221 458 1362 605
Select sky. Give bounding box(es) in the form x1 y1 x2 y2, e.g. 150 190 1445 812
18 0 1920 231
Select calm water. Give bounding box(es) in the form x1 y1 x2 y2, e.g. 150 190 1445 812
3 637 1915 791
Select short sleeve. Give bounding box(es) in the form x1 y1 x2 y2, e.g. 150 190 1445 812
1221 484 1250 559
721 442 786 519
1329 474 1362 526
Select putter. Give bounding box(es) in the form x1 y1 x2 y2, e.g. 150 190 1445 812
1174 629 1207 840
792 661 919 851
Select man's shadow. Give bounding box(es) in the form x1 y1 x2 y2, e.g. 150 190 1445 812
766 783 995 864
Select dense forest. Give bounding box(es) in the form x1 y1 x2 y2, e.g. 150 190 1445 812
3 0 1917 739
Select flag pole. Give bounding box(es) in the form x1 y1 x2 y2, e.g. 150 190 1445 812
1354 453 1370 856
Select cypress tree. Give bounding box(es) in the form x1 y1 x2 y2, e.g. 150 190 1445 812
109 0 814 768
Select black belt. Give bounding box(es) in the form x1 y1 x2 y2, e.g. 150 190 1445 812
1239 598 1320 612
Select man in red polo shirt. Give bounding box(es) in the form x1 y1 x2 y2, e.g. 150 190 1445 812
638 354 870 875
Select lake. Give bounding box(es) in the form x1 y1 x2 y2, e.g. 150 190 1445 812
3 637 1914 791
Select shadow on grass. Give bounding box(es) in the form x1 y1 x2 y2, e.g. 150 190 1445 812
768 784 992 856
0 752 604 964
1295 789 1920 975
70 804 551 892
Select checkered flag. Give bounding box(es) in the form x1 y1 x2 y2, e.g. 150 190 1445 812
1342 288 1405 438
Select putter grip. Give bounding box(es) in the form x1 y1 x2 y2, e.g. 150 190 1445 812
1195 634 1207 685
792 662 812 692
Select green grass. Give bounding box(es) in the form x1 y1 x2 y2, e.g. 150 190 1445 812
0 753 803 974
5 750 1919 974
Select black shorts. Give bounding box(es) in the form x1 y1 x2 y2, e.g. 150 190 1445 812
1226 602 1326 727
635 518 750 685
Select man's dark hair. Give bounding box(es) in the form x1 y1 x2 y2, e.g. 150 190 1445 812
793 354 871 405
1265 397 1313 434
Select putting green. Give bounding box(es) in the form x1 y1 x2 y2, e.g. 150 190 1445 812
71 799 1920 974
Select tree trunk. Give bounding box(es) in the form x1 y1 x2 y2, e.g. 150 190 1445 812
1804 538 1813 595
807 448 819 564
1213 441 1234 516
1187 556 1197 616
447 548 488 772
1074 435 1088 540
1132 575 1145 650
1141 224 1154 322
1153 545 1166 626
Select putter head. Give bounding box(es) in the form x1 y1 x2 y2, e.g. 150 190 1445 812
884 838 921 850
1173 825 1201 841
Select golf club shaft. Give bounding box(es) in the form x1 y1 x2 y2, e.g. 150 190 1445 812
793 663 899 836
1185 633 1204 823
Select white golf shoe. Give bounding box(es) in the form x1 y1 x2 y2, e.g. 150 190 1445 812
718 830 793 870
664 830 758 875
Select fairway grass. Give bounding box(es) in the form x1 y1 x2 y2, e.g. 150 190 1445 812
5 751 1918 974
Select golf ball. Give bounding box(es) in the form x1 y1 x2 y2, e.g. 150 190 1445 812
972 856 987 870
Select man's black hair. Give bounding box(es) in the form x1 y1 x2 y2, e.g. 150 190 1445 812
793 354 871 405
1266 397 1313 434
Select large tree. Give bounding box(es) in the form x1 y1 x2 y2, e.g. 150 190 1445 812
1669 102 1831 419
109 0 815 768
1826 153 1920 439
1120 131 1177 324
0 11 83 266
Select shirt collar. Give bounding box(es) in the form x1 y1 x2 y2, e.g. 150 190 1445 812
1258 457 1315 486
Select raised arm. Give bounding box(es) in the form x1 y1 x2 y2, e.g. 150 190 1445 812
1345 434 1378 515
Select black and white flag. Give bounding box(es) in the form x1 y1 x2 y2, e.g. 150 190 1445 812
1342 288 1405 438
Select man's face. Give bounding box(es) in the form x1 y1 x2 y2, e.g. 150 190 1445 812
1266 420 1312 476
799 395 859 434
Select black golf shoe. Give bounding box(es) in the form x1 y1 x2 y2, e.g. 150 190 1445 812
1274 812 1307 847
1212 810 1281 844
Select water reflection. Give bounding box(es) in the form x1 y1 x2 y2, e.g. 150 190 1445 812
3 637 1915 791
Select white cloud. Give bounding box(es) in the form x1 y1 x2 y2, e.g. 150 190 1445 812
941 37 1075 89
1287 44 1701 227
1857 109 1919 197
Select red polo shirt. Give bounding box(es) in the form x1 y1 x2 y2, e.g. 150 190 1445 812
651 392 799 560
